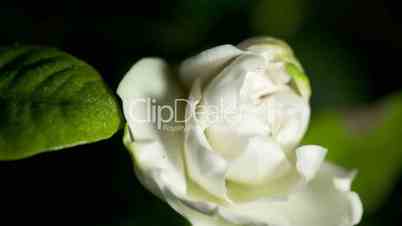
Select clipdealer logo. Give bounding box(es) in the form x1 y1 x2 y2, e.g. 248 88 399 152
127 97 303 132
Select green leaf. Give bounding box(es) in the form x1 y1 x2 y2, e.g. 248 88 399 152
0 46 122 160
303 92 402 212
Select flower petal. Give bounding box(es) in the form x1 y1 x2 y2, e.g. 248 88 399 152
179 45 243 88
226 164 301 203
224 145 325 203
226 136 290 185
238 37 311 100
237 37 302 70
184 78 229 199
151 162 362 226
223 162 363 226
203 53 269 109
265 89 310 151
117 58 186 198
202 54 273 158
160 183 238 226
296 145 327 181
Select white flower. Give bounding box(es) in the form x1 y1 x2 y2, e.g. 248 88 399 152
117 37 363 226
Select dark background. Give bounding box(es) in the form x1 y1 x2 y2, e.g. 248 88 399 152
1 1 402 225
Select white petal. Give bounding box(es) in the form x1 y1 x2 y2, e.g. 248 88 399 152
238 37 292 62
266 61 291 85
179 45 243 88
224 162 363 226
225 143 326 203
204 126 250 160
124 135 186 198
264 89 310 151
159 184 239 226
296 145 327 181
118 58 186 198
118 64 234 225
239 70 279 103
226 137 289 185
226 165 301 203
202 54 272 157
184 78 229 199
202 54 270 143
203 53 268 108
237 37 303 70
333 171 357 192
237 37 293 54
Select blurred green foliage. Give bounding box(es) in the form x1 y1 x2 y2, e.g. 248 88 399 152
252 0 312 37
303 92 402 212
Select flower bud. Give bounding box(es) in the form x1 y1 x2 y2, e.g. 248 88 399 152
117 37 363 226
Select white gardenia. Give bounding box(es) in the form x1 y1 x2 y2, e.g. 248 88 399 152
117 37 363 226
